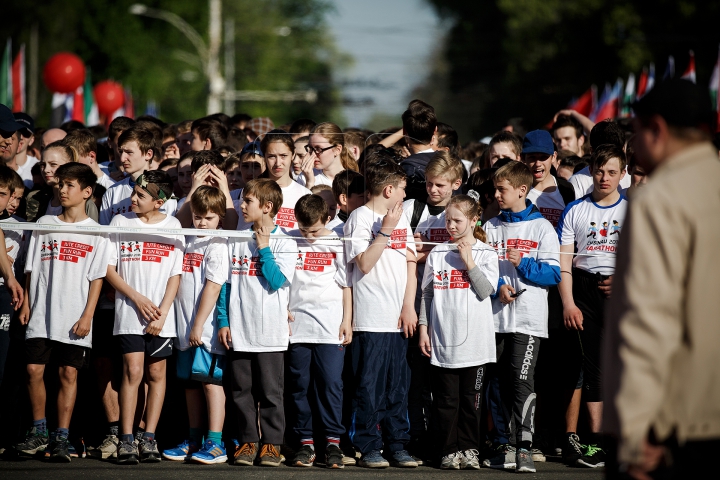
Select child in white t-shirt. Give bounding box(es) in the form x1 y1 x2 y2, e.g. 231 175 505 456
326 170 365 233
260 130 311 230
105 170 184 465
343 152 418 468
286 194 352 468
482 161 560 473
162 186 230 465
16 163 110 461
217 178 296 467
417 191 499 470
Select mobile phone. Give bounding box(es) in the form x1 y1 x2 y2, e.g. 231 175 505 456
510 289 526 298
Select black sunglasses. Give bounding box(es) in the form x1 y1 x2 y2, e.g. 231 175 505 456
305 144 336 155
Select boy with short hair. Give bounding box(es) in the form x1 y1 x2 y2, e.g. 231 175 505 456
344 151 418 468
287 194 352 468
327 169 364 232
218 178 296 467
15 163 110 461
557 144 628 468
487 131 523 167
105 170 184 464
481 161 560 473
64 128 116 189
191 118 228 151
105 116 135 176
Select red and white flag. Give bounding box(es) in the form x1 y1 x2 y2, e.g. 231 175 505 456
681 50 696 84
11 44 24 112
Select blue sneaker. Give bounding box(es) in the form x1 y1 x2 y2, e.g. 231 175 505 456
191 439 228 465
358 449 389 468
162 439 198 461
390 449 418 468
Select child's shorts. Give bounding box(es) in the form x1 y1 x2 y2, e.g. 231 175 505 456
118 334 173 358
25 337 88 370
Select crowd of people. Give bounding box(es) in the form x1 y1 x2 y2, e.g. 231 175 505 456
0 78 716 475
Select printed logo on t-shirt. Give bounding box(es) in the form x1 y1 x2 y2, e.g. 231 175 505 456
295 251 336 272
538 207 563 227
371 228 407 250
585 220 622 251
119 241 175 263
231 255 263 276
275 207 297 228
182 252 204 273
426 228 451 243
488 238 539 260
40 238 93 264
109 205 129 218
433 268 470 290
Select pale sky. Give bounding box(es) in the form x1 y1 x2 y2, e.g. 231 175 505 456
326 0 444 128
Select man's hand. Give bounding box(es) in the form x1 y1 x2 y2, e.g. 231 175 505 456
563 304 584 330
506 247 522 268
72 315 92 338
498 284 516 305
381 201 403 235
598 276 613 298
398 303 418 338
218 327 232 350
626 436 667 480
255 225 272 250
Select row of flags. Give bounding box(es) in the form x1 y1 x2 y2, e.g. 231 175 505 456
567 49 718 129
1 39 25 112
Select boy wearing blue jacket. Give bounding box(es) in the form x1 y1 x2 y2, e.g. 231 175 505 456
481 161 560 473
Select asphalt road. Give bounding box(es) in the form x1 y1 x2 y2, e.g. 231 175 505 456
0 456 605 479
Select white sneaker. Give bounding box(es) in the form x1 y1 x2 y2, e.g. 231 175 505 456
440 451 462 470
461 449 481 469
88 434 118 459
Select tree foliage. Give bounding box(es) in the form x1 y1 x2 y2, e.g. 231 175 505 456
418 0 720 141
5 0 341 125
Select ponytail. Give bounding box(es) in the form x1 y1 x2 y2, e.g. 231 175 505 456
43 140 78 163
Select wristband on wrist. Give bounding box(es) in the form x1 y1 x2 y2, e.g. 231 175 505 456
377 231 391 238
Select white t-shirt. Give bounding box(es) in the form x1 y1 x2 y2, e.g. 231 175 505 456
276 181 312 230
569 166 631 199
527 177 567 228
558 194 628 275
422 240 499 368
288 232 349 344
16 156 39 190
484 214 560 338
227 228 297 352
326 214 344 233
344 205 416 332
0 217 22 286
99 177 179 225
175 236 229 353
24 216 111 348
109 213 185 337
313 172 333 187
97 172 116 190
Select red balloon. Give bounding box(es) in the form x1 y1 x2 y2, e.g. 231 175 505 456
93 81 125 116
42 52 86 94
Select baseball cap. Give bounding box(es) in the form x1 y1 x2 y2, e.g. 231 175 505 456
240 138 263 157
522 130 555 155
13 112 34 137
0 104 24 134
632 78 715 129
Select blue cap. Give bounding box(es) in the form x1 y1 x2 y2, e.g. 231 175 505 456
240 138 263 157
522 130 555 155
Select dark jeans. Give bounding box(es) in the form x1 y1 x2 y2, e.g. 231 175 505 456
0 288 13 388
573 268 607 403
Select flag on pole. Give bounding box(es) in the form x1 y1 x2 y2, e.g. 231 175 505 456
0 39 11 107
637 67 648 100
647 63 656 93
663 56 675 80
84 68 98 126
593 79 623 122
568 86 596 117
71 86 84 123
11 44 24 112
681 50 696 83
621 73 635 117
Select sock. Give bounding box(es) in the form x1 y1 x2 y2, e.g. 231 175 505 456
207 431 222 444
142 431 155 442
56 427 70 439
108 421 120 437
33 418 47 435
518 440 532 451
301 438 314 451
189 427 203 445
134 427 145 440
120 434 134 444
327 437 340 448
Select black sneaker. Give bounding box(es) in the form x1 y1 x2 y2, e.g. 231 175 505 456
49 434 71 463
325 444 344 469
15 427 49 455
117 440 139 465
291 444 316 467
138 437 161 463
576 444 606 468
562 433 584 465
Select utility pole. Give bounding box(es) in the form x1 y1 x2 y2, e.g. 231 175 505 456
206 0 224 114
223 19 235 115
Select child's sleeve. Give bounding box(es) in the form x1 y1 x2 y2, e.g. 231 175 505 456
258 238 296 291
87 235 111 281
516 223 561 287
344 211 370 264
99 190 113 226
216 282 231 328
205 239 230 286
557 203 576 246
418 256 435 326
4 228 21 262
333 242 351 288
169 235 185 277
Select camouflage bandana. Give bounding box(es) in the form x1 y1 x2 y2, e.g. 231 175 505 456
136 174 168 201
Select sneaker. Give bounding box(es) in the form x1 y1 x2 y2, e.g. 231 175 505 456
162 439 199 461
358 449 389 468
191 439 227 465
49 434 71 463
138 437 161 462
325 443 344 469
389 449 418 468
440 451 462 470
233 441 258 466
531 447 546 462
116 440 139 465
89 434 119 460
516 448 536 473
259 443 282 467
342 454 356 465
15 427 49 455
481 444 516 470
460 449 481 470
576 444 606 468
563 433 585 465
291 444 316 467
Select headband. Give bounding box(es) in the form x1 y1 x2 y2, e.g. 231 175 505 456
467 189 480 202
136 174 168 201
